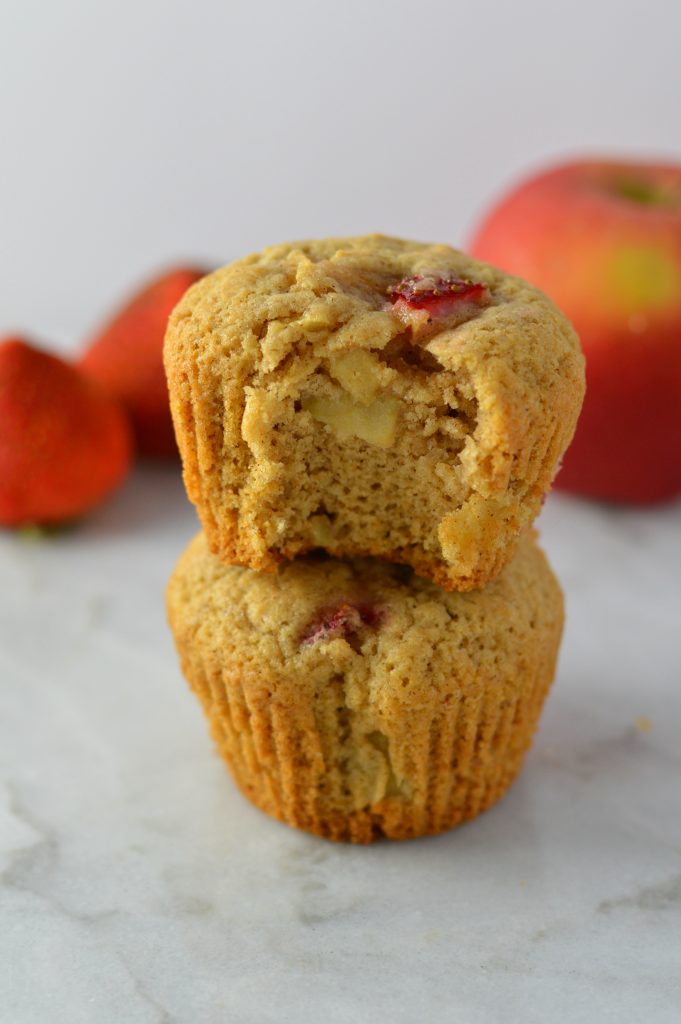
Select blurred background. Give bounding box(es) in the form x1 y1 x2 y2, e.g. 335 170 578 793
2 0 680 346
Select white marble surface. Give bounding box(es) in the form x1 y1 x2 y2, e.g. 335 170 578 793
1 469 680 1023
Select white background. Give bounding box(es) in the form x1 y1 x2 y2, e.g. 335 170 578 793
2 0 681 345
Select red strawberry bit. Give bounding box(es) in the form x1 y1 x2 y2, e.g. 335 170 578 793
388 273 490 331
301 601 382 646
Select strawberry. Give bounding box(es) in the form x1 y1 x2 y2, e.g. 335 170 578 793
301 601 382 646
0 337 132 527
389 273 491 335
79 267 205 458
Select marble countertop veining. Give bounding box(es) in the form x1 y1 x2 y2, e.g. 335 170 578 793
1 467 680 1023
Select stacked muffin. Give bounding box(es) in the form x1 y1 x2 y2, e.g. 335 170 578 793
164 235 585 843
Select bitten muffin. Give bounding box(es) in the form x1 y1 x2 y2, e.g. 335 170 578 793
166 530 564 843
165 235 584 591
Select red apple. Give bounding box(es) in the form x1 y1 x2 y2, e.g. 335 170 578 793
469 158 681 504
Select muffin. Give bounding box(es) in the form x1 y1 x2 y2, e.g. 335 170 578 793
164 235 584 591
166 530 564 843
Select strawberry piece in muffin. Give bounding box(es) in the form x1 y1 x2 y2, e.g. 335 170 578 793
301 601 382 646
389 273 491 335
